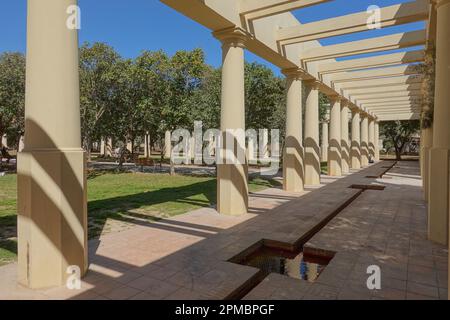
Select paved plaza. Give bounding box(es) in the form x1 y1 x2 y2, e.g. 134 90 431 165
0 161 446 300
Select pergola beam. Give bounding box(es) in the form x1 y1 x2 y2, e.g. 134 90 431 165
357 97 422 104
278 0 428 45
330 64 421 83
352 89 422 100
346 83 422 96
301 30 426 62
240 0 330 19
318 50 424 74
336 75 423 91
377 114 420 121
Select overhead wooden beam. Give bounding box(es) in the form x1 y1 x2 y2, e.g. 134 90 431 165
357 97 422 104
377 114 420 121
301 30 426 62
240 0 330 19
362 101 422 107
318 50 424 74
329 64 421 83
351 89 422 100
345 83 422 95
278 0 428 44
336 75 423 90
368 107 421 112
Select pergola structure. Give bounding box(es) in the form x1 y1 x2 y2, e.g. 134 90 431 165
18 0 449 298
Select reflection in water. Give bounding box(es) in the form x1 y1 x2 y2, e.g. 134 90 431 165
241 247 330 282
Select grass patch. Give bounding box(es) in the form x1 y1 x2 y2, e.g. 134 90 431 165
0 239 17 266
321 162 328 174
0 171 280 262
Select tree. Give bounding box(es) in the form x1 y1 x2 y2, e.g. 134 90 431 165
134 50 171 155
380 120 420 160
244 62 285 130
79 42 121 160
0 52 26 150
163 49 207 174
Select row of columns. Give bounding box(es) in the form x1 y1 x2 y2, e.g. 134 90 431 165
15 3 375 289
324 99 378 177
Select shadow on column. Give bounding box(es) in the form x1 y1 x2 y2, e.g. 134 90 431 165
17 120 87 288
304 137 321 184
283 136 304 190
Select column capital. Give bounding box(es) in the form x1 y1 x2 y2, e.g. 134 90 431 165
433 0 450 8
328 94 342 103
213 27 251 48
281 67 307 80
340 98 351 107
304 79 321 90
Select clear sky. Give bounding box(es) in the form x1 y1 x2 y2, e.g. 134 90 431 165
0 0 425 74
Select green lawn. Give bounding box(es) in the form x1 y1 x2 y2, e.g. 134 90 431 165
321 162 328 174
0 171 280 265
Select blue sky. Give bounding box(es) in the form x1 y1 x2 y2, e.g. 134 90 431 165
0 0 425 74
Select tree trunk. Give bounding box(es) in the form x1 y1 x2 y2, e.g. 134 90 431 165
170 157 175 175
84 138 92 162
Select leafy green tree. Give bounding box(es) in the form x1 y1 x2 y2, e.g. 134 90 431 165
188 66 221 130
163 49 207 174
79 42 121 160
380 120 420 160
0 52 26 150
134 50 171 153
245 62 285 130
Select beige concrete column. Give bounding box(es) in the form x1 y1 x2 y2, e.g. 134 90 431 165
100 139 106 155
351 110 361 169
19 136 25 152
106 138 112 157
321 121 329 162
126 141 133 153
422 126 433 201
340 102 350 173
144 133 151 158
164 130 171 159
214 28 248 215
304 81 321 185
189 136 195 159
428 0 450 246
361 114 369 167
368 117 376 161
1 135 7 148
260 129 270 159
374 121 380 161
247 137 256 162
18 0 87 288
282 69 304 192
327 96 342 176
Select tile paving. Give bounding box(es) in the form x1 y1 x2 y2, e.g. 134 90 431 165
0 161 447 300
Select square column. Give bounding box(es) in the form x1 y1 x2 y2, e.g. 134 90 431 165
421 126 433 201
164 130 171 159
341 102 350 173
360 114 369 167
144 133 151 158
368 117 376 160
282 69 304 192
18 0 87 288
214 28 249 215
327 96 342 176
374 121 380 161
1 135 7 148
351 110 361 169
304 81 321 185
321 121 329 162
428 0 450 246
